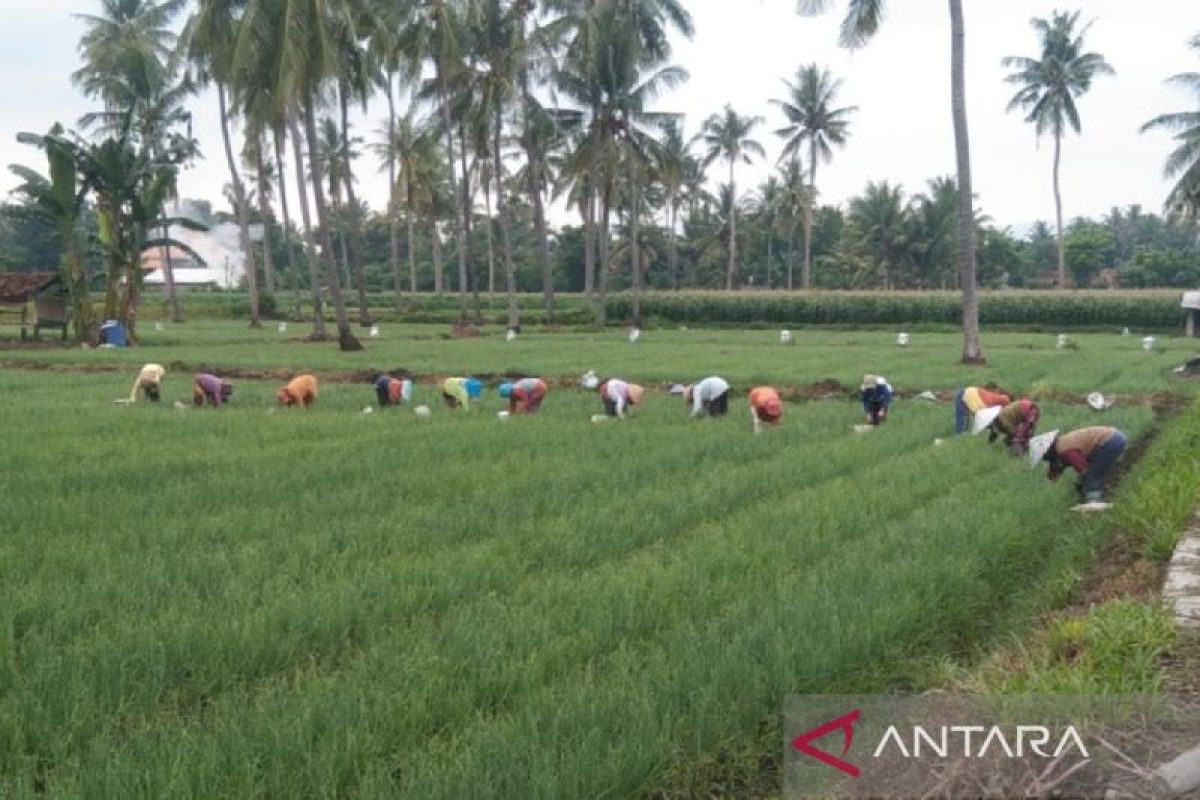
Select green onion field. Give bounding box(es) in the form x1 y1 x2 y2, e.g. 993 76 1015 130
0 323 1191 797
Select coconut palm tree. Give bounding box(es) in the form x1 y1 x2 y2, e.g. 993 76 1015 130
375 111 443 294
226 0 364 351
73 0 193 324
1140 34 1200 218
799 0 983 362
695 105 764 290
555 4 687 323
1003 10 1114 288
771 64 855 290
655 119 693 289
399 0 478 323
776 157 808 290
511 95 562 317
182 0 263 328
845 181 911 290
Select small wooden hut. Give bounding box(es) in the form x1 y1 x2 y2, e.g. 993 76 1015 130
0 272 69 340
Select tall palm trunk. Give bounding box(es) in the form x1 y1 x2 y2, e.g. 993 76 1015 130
805 141 817 290
430 218 444 294
458 125 482 323
583 186 596 299
253 145 276 299
303 97 360 351
629 162 642 326
273 125 303 320
386 73 403 311
727 160 737 290
596 180 612 326
521 109 554 322
288 114 327 339
787 214 797 290
667 193 679 290
218 83 260 327
949 0 983 363
102 202 120 320
159 218 182 322
436 73 470 322
1053 130 1066 288
765 215 774 288
494 112 518 331
407 215 417 294
482 178 497 295
338 81 372 326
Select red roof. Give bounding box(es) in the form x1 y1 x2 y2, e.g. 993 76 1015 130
0 272 61 303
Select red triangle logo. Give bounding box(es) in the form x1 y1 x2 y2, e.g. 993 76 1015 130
792 709 862 778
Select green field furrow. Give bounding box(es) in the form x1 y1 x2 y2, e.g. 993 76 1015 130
0 324 1173 798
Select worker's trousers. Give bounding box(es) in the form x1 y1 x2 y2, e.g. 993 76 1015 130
1082 431 1127 496
953 387 969 434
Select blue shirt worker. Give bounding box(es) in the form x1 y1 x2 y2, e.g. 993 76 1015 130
860 375 893 426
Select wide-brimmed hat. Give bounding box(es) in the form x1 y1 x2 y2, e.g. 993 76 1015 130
973 405 1003 435
861 374 878 391
1028 431 1059 467
628 384 645 405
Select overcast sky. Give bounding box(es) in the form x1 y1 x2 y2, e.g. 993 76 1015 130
1 1 1197 234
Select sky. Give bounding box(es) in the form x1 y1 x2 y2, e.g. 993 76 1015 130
0 1 1197 235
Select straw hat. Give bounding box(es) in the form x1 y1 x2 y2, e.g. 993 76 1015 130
861 374 878 391
1028 431 1059 467
628 384 646 405
972 405 1003 435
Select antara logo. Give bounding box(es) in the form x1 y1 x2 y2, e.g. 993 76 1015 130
792 710 862 778
792 710 1090 778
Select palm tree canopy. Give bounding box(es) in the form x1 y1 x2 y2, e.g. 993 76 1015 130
796 0 886 50
1002 10 1115 139
695 105 765 169
1141 34 1200 215
771 64 856 165
74 0 186 107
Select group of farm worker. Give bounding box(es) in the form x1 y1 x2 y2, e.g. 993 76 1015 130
124 362 1127 503
955 383 1127 504
128 364 235 407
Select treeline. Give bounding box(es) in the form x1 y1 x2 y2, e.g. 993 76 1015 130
6 190 1200 301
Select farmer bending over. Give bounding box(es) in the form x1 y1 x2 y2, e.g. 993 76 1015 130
748 386 783 433
129 363 166 403
598 378 644 418
985 399 1040 455
442 377 482 410
1030 426 1128 504
954 384 1010 434
860 375 893 426
375 375 406 408
277 374 319 408
500 378 548 415
193 373 234 407
685 376 731 418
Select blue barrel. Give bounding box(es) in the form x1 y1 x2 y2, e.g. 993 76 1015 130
100 320 127 347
